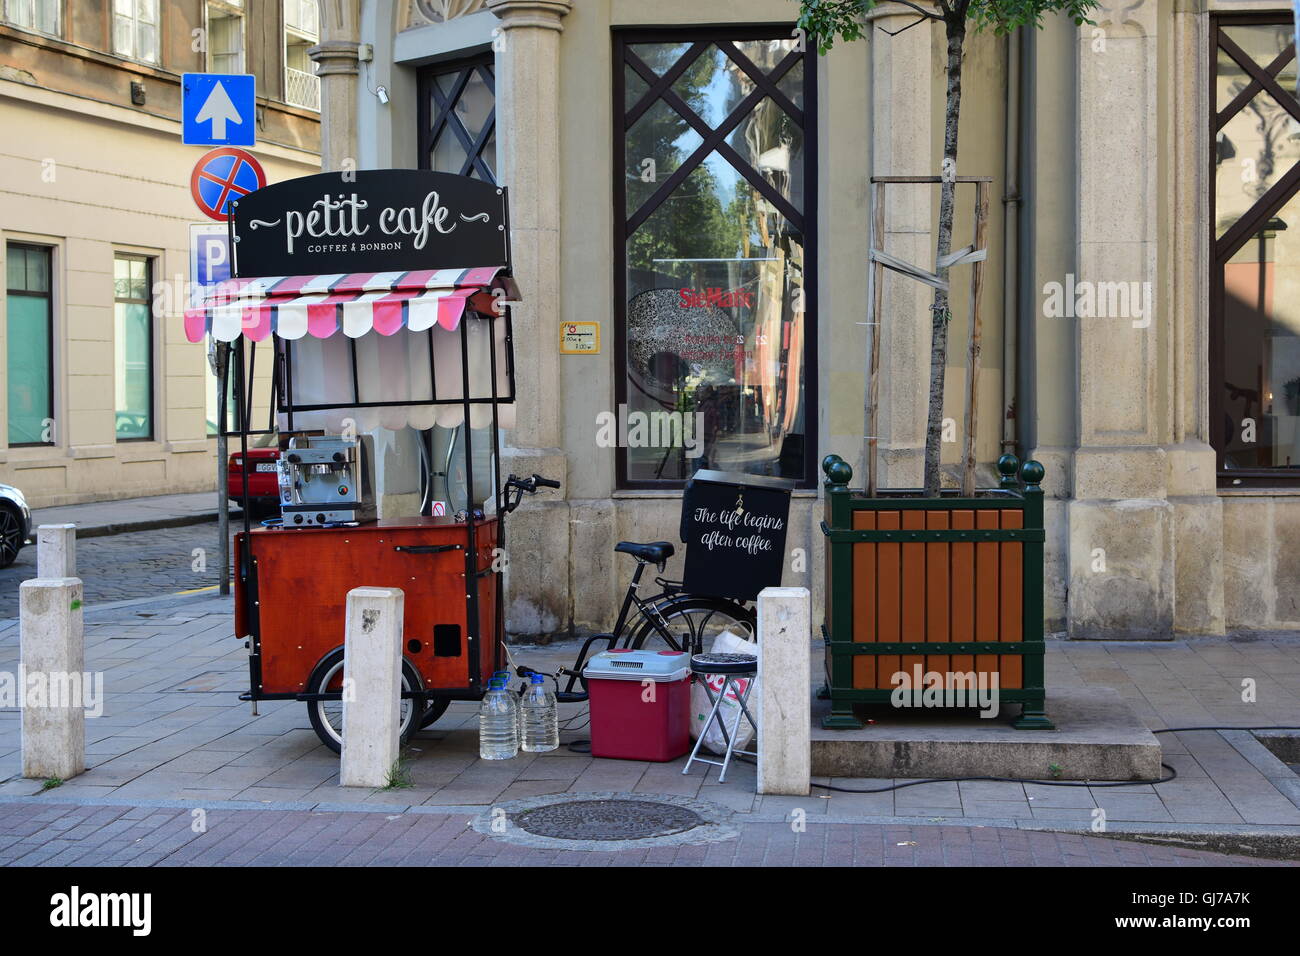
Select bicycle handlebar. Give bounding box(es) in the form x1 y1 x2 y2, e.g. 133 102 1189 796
502 474 561 513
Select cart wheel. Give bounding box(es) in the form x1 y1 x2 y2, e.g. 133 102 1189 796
305 647 427 755
418 697 451 729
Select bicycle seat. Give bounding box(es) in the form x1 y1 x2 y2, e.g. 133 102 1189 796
615 540 675 563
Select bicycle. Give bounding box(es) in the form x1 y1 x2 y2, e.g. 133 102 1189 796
501 473 756 701
550 542 755 701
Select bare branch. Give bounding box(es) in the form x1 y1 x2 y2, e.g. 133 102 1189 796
889 0 944 20
880 14 932 36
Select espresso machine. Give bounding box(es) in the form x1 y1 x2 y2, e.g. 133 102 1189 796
276 434 375 527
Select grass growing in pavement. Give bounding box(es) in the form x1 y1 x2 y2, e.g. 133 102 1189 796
383 758 413 791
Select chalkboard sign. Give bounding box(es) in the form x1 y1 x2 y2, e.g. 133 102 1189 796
680 470 794 602
229 169 510 278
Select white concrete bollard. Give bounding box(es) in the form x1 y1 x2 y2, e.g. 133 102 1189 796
756 586 810 795
339 587 405 788
36 524 76 578
20 577 86 781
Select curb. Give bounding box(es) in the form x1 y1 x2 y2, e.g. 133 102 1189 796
52 510 240 540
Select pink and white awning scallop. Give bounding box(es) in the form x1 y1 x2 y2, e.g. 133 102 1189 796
185 268 518 432
182 267 518 343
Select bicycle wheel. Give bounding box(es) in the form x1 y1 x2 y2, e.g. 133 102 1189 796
629 596 756 655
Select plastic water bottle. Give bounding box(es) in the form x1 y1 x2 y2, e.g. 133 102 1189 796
478 678 518 760
520 673 559 753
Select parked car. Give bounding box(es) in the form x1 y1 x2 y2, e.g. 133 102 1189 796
229 433 281 520
0 483 31 569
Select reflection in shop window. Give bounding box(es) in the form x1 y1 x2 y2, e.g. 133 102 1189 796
1213 18 1300 479
618 33 813 486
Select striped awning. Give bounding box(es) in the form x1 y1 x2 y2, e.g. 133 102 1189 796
183 267 519 344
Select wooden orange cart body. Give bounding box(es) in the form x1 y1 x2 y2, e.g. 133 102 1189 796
234 516 501 697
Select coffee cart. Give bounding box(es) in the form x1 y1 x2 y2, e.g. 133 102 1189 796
186 169 557 752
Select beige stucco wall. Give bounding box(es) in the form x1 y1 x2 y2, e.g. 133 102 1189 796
344 0 1300 639
348 0 1015 637
0 83 317 507
520 0 1015 635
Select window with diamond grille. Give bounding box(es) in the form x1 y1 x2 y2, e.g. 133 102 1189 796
615 28 816 488
1213 16 1300 483
418 54 497 183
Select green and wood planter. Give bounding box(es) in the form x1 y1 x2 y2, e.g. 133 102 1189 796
819 453 1052 730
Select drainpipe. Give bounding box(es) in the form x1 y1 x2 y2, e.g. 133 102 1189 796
1002 30 1021 455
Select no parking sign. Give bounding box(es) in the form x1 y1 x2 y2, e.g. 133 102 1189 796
190 147 266 222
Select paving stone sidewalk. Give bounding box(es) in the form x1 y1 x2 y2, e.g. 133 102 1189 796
1 593 1299 866
0 801 1288 867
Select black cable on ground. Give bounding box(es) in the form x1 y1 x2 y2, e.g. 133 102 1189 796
800 724 1300 794
561 707 591 753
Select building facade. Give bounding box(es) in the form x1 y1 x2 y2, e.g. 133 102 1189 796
0 0 319 507
292 0 1297 639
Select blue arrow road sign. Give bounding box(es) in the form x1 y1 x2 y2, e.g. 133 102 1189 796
182 73 255 146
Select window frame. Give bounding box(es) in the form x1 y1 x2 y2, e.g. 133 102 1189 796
204 0 245 75
417 51 498 183
2 0 62 38
112 252 155 443
5 241 55 448
1209 12 1300 487
282 0 321 111
612 24 818 491
111 0 160 66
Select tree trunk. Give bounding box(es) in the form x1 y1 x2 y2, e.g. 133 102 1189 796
923 17 967 497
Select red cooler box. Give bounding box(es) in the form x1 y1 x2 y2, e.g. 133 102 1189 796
583 649 692 761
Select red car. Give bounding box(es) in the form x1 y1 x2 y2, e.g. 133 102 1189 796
228 433 281 519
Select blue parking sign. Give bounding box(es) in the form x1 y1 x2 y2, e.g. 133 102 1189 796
182 73 256 146
189 224 230 308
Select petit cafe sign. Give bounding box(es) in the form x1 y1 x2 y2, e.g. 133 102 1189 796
229 169 510 278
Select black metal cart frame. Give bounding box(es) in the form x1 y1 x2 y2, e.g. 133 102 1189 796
217 289 520 708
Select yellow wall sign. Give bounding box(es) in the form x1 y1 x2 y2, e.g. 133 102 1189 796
560 321 600 354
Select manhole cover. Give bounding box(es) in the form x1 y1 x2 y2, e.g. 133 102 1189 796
513 799 703 841
471 790 739 850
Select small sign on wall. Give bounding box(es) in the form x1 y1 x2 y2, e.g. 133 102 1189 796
560 322 600 354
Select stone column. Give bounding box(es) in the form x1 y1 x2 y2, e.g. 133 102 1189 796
1165 3 1224 635
756 587 811 796
865 5 938 488
36 524 76 578
488 0 572 637
311 0 361 172
340 587 405 787
1066 0 1222 638
21 578 85 781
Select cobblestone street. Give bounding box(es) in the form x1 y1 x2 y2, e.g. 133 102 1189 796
0 523 229 618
